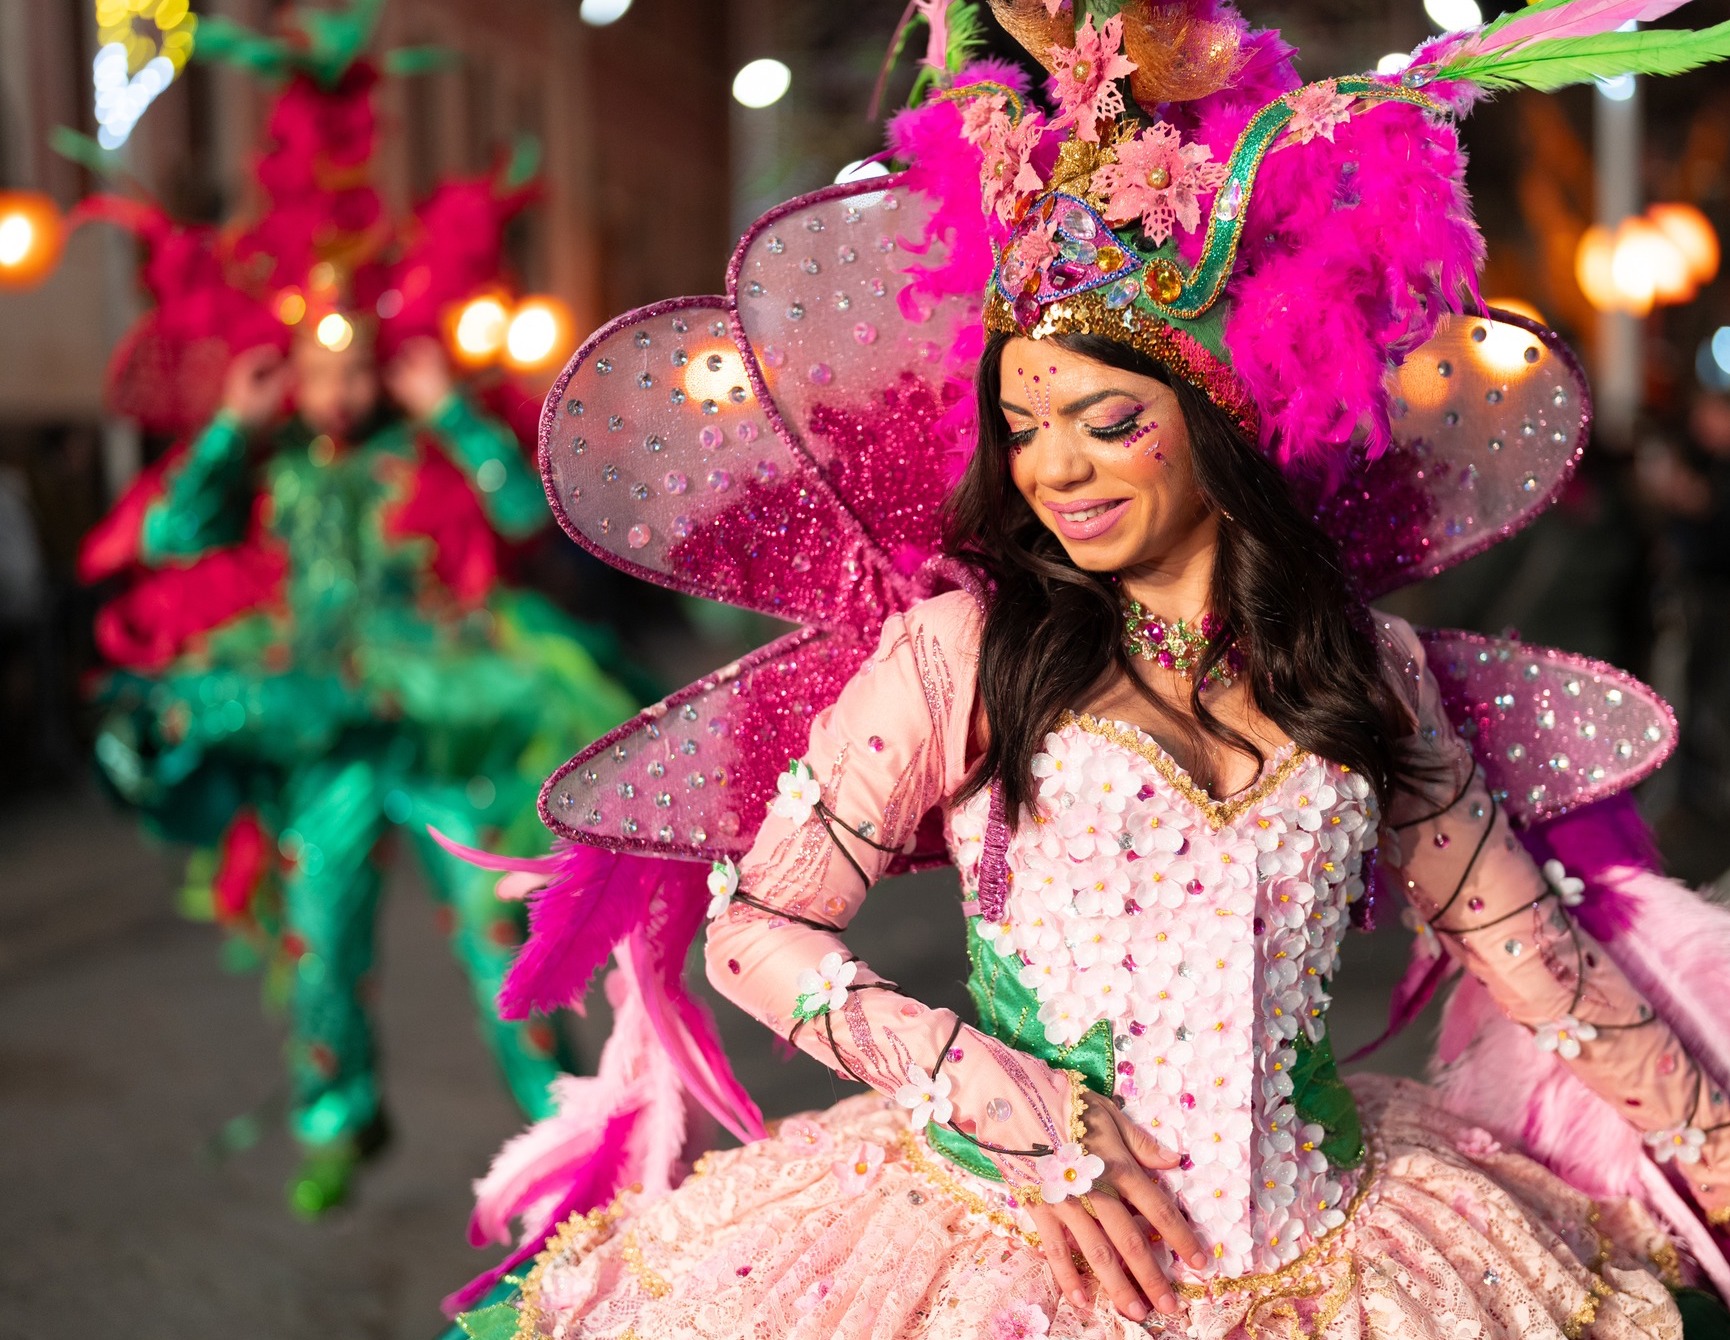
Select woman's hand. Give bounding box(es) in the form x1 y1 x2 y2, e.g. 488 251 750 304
1027 1091 1206 1325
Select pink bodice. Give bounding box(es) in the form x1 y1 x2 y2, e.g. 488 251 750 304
949 718 1377 1276
703 591 1730 1289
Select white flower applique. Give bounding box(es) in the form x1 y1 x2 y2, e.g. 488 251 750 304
705 858 739 919
1033 1143 1105 1202
1532 1014 1597 1060
793 951 856 1021
1645 1124 1707 1164
1542 859 1586 908
772 759 821 825
895 1062 955 1129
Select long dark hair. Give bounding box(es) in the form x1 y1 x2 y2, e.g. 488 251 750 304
944 330 1413 817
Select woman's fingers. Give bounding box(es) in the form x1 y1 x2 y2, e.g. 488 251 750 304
1029 1207 1090 1312
1114 1162 1208 1271
1092 1192 1183 1317
1063 1202 1152 1323
1118 1113 1183 1171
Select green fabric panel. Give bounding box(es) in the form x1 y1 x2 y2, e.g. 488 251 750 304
1674 1285 1730 1340
140 413 251 565
1289 1026 1365 1170
926 1121 1005 1181
920 918 1117 1181
428 391 549 539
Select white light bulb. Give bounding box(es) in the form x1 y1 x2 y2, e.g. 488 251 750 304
1423 0 1482 32
732 58 792 110
506 307 559 366
0 214 34 268
1375 52 1411 76
1712 326 1730 375
579 0 632 25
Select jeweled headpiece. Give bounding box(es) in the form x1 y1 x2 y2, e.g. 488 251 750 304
960 0 1729 475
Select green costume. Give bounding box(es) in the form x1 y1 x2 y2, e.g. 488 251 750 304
86 397 635 1211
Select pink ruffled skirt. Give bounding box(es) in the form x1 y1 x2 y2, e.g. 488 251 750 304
505 1076 1682 1339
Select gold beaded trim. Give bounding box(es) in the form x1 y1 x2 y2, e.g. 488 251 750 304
898 1128 1043 1246
513 1187 637 1339
1707 1204 1730 1228
1064 1067 1091 1145
1063 712 1312 831
983 286 1259 437
1562 1291 1601 1340
619 1230 671 1298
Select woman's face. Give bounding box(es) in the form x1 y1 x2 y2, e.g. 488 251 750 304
1000 338 1215 575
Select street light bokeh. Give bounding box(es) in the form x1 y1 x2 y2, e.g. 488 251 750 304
0 191 67 288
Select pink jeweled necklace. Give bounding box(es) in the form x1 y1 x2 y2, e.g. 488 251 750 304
1122 601 1239 689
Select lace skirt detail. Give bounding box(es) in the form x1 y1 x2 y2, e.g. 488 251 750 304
499 1075 1682 1340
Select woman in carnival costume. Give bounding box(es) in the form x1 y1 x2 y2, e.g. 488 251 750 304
77 2 637 1217
446 2 1730 1335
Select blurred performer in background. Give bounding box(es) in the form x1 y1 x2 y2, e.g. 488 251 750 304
442 2 1730 1337
75 3 635 1217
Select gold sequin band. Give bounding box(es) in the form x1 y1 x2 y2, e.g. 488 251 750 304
1064 1066 1091 1145
899 1128 1045 1246
983 286 1260 440
514 1187 638 1339
1064 712 1314 831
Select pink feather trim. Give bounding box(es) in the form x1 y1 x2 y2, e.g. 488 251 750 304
1459 0 1692 58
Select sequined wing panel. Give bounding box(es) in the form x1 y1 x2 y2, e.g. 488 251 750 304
730 179 970 570
1319 310 1591 601
539 298 899 629
538 176 973 631
1418 630 1676 827
538 624 950 870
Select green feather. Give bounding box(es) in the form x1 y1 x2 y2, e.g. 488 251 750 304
191 16 292 80
49 125 125 180
944 1 988 74
1442 21 1730 91
501 134 542 191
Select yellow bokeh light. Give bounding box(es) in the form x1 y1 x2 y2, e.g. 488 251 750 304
1473 305 1544 375
315 312 355 352
503 297 574 372
276 290 307 326
452 295 511 364
0 192 66 288
683 345 752 405
1647 203 1719 288
0 214 35 269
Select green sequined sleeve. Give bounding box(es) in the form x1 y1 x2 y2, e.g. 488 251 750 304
425 392 548 539
139 412 253 566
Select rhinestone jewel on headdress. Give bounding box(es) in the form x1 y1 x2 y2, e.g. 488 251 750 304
1123 601 1237 689
997 193 1147 327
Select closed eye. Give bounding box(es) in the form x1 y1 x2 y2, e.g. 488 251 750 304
1087 413 1143 441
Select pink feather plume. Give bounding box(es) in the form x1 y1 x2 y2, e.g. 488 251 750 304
1458 0 1693 57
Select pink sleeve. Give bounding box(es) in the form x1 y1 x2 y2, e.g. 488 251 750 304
1378 614 1730 1221
704 590 1081 1183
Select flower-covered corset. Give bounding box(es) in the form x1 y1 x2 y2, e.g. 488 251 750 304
948 713 1380 1278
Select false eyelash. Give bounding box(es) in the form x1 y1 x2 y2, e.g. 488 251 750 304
1007 427 1037 450
1088 414 1143 441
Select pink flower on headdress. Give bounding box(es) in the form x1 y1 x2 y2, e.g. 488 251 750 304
1048 15 1137 143
1281 79 1355 148
977 114 1048 225
914 0 950 74
1092 122 1228 247
1006 215 1062 288
959 92 1009 146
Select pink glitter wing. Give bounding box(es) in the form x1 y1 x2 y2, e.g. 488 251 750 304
536 175 978 864
1317 310 1591 601
1417 630 1676 828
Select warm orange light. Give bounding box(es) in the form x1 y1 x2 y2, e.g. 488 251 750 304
0 191 66 288
1613 217 1690 310
682 345 753 406
503 296 574 372
449 293 511 366
1647 202 1719 287
276 288 308 325
1486 297 1545 325
1475 302 1546 374
1575 224 1620 313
